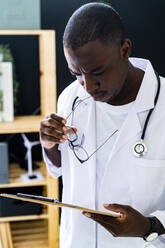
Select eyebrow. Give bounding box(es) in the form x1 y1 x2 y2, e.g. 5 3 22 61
69 65 105 75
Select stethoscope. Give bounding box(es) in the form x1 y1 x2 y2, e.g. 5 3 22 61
132 70 160 157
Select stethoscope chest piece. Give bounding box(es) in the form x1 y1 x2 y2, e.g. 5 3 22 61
132 140 148 157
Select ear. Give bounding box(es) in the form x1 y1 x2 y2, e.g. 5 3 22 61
120 39 132 59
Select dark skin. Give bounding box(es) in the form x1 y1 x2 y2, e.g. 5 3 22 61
83 204 165 238
40 39 165 237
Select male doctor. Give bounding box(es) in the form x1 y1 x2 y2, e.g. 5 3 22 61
40 2 165 248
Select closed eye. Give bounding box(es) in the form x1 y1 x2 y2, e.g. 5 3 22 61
91 65 106 76
69 69 81 77
92 70 106 76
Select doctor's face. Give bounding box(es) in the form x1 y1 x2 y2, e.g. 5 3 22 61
64 39 131 105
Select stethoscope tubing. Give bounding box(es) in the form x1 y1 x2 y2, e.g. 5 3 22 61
141 70 160 140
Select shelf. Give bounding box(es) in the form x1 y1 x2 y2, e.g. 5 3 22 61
0 163 47 189
0 116 44 134
11 219 48 248
0 214 48 223
0 30 53 35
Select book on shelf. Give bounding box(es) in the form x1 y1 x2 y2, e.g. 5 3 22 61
0 61 14 122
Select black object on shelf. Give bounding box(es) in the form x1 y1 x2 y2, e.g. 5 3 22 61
0 186 43 217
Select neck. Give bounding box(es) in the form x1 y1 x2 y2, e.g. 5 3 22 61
108 62 144 106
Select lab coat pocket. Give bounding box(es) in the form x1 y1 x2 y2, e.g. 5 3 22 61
130 159 165 214
134 158 165 167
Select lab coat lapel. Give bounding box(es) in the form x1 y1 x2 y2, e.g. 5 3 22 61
85 100 97 205
109 60 157 158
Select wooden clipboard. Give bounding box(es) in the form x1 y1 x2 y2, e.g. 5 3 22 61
0 193 120 217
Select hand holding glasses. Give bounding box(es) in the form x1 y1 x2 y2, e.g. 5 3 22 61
40 113 75 150
40 96 89 150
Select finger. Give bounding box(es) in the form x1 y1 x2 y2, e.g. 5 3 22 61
104 204 128 218
82 212 115 225
46 113 67 124
65 127 77 134
41 126 68 141
40 133 66 144
82 212 117 234
41 118 67 133
104 203 125 212
44 113 67 128
41 124 76 138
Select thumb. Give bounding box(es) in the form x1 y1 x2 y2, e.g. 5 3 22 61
103 203 126 214
65 127 77 134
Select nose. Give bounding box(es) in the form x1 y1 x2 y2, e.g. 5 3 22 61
82 74 99 93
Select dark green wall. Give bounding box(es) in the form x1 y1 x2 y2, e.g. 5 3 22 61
41 0 165 97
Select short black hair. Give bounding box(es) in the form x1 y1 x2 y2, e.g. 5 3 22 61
63 2 125 50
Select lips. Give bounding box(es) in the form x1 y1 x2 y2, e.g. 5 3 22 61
90 91 107 100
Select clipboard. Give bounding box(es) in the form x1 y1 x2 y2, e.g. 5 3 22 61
0 193 120 217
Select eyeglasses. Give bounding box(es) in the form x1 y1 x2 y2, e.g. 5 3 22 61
67 128 118 163
66 96 118 164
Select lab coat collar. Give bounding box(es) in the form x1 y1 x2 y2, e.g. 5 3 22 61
130 58 157 113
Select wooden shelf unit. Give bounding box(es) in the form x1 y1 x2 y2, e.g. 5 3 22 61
0 30 59 248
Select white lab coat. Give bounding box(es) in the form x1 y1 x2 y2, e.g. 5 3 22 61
44 58 165 248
